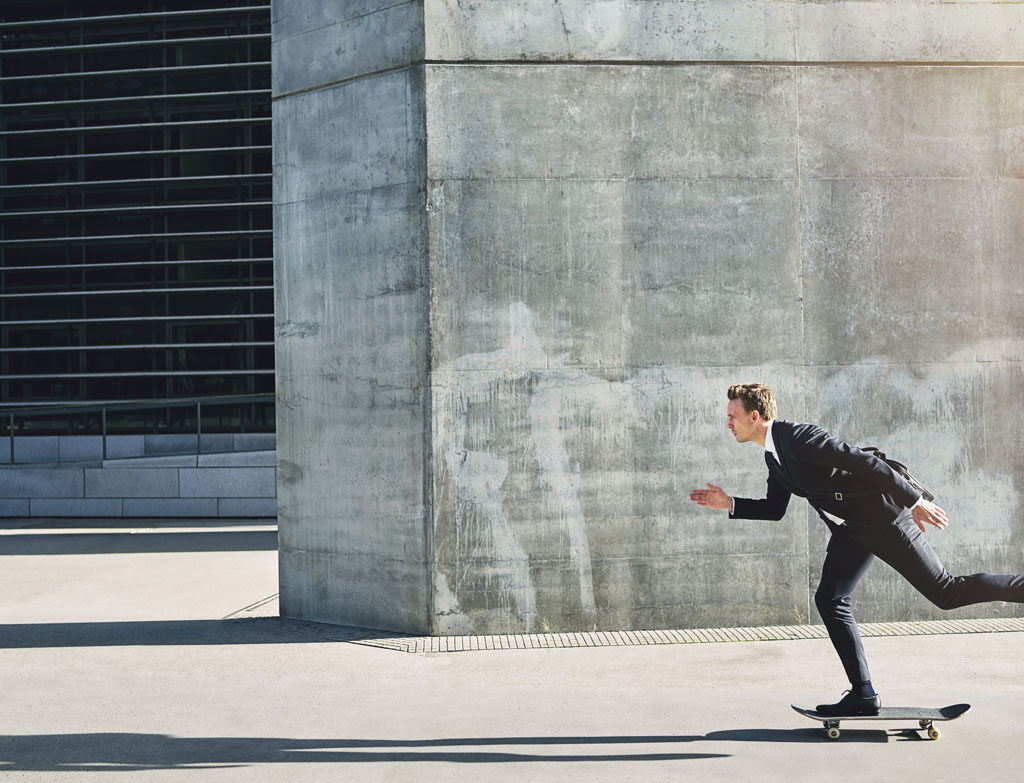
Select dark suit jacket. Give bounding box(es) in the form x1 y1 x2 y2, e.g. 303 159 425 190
730 420 922 528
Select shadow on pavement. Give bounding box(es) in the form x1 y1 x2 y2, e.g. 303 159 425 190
0 734 731 770
0 616 412 649
0 519 277 555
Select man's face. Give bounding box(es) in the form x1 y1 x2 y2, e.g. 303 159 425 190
727 398 758 443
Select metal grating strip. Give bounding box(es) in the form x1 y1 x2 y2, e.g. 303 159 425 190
312 617 1024 654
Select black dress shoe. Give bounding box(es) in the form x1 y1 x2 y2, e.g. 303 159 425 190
816 691 881 716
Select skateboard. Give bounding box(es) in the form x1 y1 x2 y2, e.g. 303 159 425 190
792 703 971 740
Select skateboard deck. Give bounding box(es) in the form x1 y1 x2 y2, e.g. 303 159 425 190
792 703 970 740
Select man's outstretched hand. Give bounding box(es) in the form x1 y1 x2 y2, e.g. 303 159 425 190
689 483 733 512
911 499 948 532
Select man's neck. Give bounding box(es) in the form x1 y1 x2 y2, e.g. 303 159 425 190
752 420 770 449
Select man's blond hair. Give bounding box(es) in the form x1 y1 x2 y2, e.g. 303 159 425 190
728 383 777 421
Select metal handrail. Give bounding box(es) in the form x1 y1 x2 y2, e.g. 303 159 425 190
2 394 274 464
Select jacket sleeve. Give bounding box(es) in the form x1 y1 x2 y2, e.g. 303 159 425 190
730 472 792 521
790 424 922 509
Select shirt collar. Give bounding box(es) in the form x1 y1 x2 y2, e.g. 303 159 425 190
764 419 779 461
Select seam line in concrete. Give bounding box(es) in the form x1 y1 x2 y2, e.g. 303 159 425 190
272 0 414 45
272 58 1024 100
222 593 280 620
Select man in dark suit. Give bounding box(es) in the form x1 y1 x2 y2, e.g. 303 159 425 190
689 383 1024 716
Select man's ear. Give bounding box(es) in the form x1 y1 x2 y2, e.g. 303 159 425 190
750 409 761 423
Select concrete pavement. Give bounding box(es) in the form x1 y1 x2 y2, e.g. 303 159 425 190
2 517 1022 781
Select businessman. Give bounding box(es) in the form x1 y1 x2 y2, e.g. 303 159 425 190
690 383 1024 716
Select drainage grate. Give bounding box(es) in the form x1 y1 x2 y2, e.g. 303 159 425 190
327 616 1024 654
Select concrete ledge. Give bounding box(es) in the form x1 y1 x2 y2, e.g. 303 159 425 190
105 435 146 460
103 455 198 468
219 498 278 517
31 498 124 517
86 468 179 499
144 435 198 456
199 434 234 454
233 434 276 452
0 469 83 499
58 436 104 462
199 450 277 468
0 499 30 516
180 467 276 498
122 498 219 517
10 437 59 465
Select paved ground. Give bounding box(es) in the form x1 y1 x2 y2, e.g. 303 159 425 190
2 517 1022 782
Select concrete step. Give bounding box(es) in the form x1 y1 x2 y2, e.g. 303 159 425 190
0 454 278 518
102 450 277 469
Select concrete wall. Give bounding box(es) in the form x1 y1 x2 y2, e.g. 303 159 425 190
274 0 1024 634
272 1 432 632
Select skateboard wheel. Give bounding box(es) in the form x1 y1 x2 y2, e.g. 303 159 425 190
928 727 940 740
826 727 841 740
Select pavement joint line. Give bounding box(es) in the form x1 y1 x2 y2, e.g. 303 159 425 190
334 616 1024 654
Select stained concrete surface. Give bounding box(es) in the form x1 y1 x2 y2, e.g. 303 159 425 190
2 517 1023 781
274 1 1024 634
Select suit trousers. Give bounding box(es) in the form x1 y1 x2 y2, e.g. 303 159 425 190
814 508 1024 686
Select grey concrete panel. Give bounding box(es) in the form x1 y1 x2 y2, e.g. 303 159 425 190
104 455 197 468
425 0 797 63
13 438 58 464
0 499 30 517
104 436 146 460
426 65 798 181
218 498 278 517
0 469 83 499
279 548 430 633
58 436 104 463
797 2 1024 64
198 434 233 454
85 469 179 499
274 187 428 379
798 67 1016 180
144 435 199 456
428 178 802 371
199 451 277 468
274 68 426 205
424 0 1024 64
801 178 1023 365
179 468 276 499
276 372 429 558
273 0 423 96
232 434 276 452
31 498 124 518
275 36 430 630
122 499 219 518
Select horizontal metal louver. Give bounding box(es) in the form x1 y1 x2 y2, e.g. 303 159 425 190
0 2 273 429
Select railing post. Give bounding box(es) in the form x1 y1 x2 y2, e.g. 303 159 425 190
101 408 107 461
9 413 14 465
196 399 202 455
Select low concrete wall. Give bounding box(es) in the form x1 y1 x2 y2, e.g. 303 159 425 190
0 434 276 465
0 453 277 518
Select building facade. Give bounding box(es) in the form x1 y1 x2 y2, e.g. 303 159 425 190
1 1 272 436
